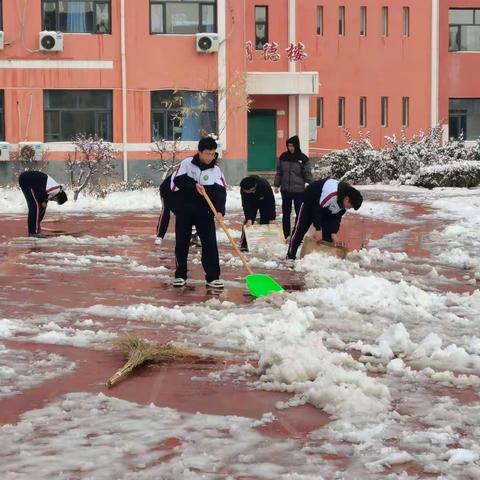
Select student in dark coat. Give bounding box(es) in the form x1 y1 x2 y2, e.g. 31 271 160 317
274 135 313 239
170 137 227 288
18 170 68 237
287 179 363 260
239 175 276 251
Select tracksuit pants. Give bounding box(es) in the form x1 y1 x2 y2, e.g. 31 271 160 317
281 191 304 239
287 204 335 259
156 192 171 239
19 174 46 235
175 210 220 282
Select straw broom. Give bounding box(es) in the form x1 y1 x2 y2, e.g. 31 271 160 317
106 333 210 387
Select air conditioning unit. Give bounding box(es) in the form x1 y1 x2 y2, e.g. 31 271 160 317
0 31 4 50
0 142 10 161
196 33 219 53
39 31 64 52
18 142 44 161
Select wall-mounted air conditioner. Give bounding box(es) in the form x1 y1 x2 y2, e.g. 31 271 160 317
196 33 219 53
39 31 64 52
0 31 4 50
18 142 44 161
0 142 9 161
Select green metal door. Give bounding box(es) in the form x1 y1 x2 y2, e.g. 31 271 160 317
248 110 277 171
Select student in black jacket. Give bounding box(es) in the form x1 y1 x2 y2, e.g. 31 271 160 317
239 175 276 251
170 137 226 288
18 170 68 237
287 179 363 260
274 135 313 239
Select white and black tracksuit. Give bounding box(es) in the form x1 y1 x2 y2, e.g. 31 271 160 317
18 171 62 235
170 155 226 282
287 179 346 259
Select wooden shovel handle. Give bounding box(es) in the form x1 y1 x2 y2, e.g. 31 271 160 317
201 189 254 275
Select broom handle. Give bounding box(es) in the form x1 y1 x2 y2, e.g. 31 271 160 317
201 189 254 275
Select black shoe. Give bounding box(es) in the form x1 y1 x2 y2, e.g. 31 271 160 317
206 279 224 289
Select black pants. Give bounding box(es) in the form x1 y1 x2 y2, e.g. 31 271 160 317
19 175 46 235
240 210 270 250
281 191 304 239
174 210 220 282
156 192 171 239
287 204 335 259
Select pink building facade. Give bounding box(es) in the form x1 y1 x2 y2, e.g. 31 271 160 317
0 1 478 184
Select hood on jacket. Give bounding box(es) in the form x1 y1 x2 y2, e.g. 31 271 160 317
286 135 301 153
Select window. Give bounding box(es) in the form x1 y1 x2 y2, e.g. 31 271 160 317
360 96 367 128
381 96 388 127
316 6 323 35
402 97 409 127
403 7 410 37
150 1 216 34
449 9 480 52
255 6 268 49
360 6 367 36
449 99 480 140
316 97 324 127
151 90 217 141
381 6 388 37
338 97 345 127
44 90 113 142
42 1 111 33
339 6 345 36
0 91 4 141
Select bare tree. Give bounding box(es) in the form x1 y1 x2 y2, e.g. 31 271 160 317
66 134 117 200
11 144 49 179
149 137 186 179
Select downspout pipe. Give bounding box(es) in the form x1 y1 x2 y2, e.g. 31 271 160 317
120 0 128 181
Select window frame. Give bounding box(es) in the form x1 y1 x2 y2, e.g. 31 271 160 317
449 98 480 140
42 0 112 34
151 90 217 141
338 97 345 128
149 0 217 35
338 6 345 36
381 96 388 127
255 5 268 50
449 8 480 52
381 6 389 37
360 6 367 37
43 90 113 142
360 96 367 128
402 96 409 128
403 6 410 37
316 97 324 128
316 6 323 36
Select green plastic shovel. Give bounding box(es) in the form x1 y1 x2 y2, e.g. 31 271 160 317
202 190 284 298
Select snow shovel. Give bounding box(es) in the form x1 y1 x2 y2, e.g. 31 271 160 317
201 190 284 298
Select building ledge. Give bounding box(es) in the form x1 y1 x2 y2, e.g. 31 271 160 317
246 71 319 95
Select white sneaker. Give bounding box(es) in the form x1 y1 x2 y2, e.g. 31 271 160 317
172 278 186 287
206 279 224 289
285 258 295 268
155 237 163 246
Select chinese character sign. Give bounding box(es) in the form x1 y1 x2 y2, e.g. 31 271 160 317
286 42 308 62
262 42 281 62
245 41 253 62
245 41 308 62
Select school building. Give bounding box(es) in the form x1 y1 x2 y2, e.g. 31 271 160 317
0 1 479 184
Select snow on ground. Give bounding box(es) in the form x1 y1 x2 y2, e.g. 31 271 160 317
0 344 75 398
0 392 341 480
0 186 244 215
1 185 480 478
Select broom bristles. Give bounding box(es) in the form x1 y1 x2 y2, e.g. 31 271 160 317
106 333 204 387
